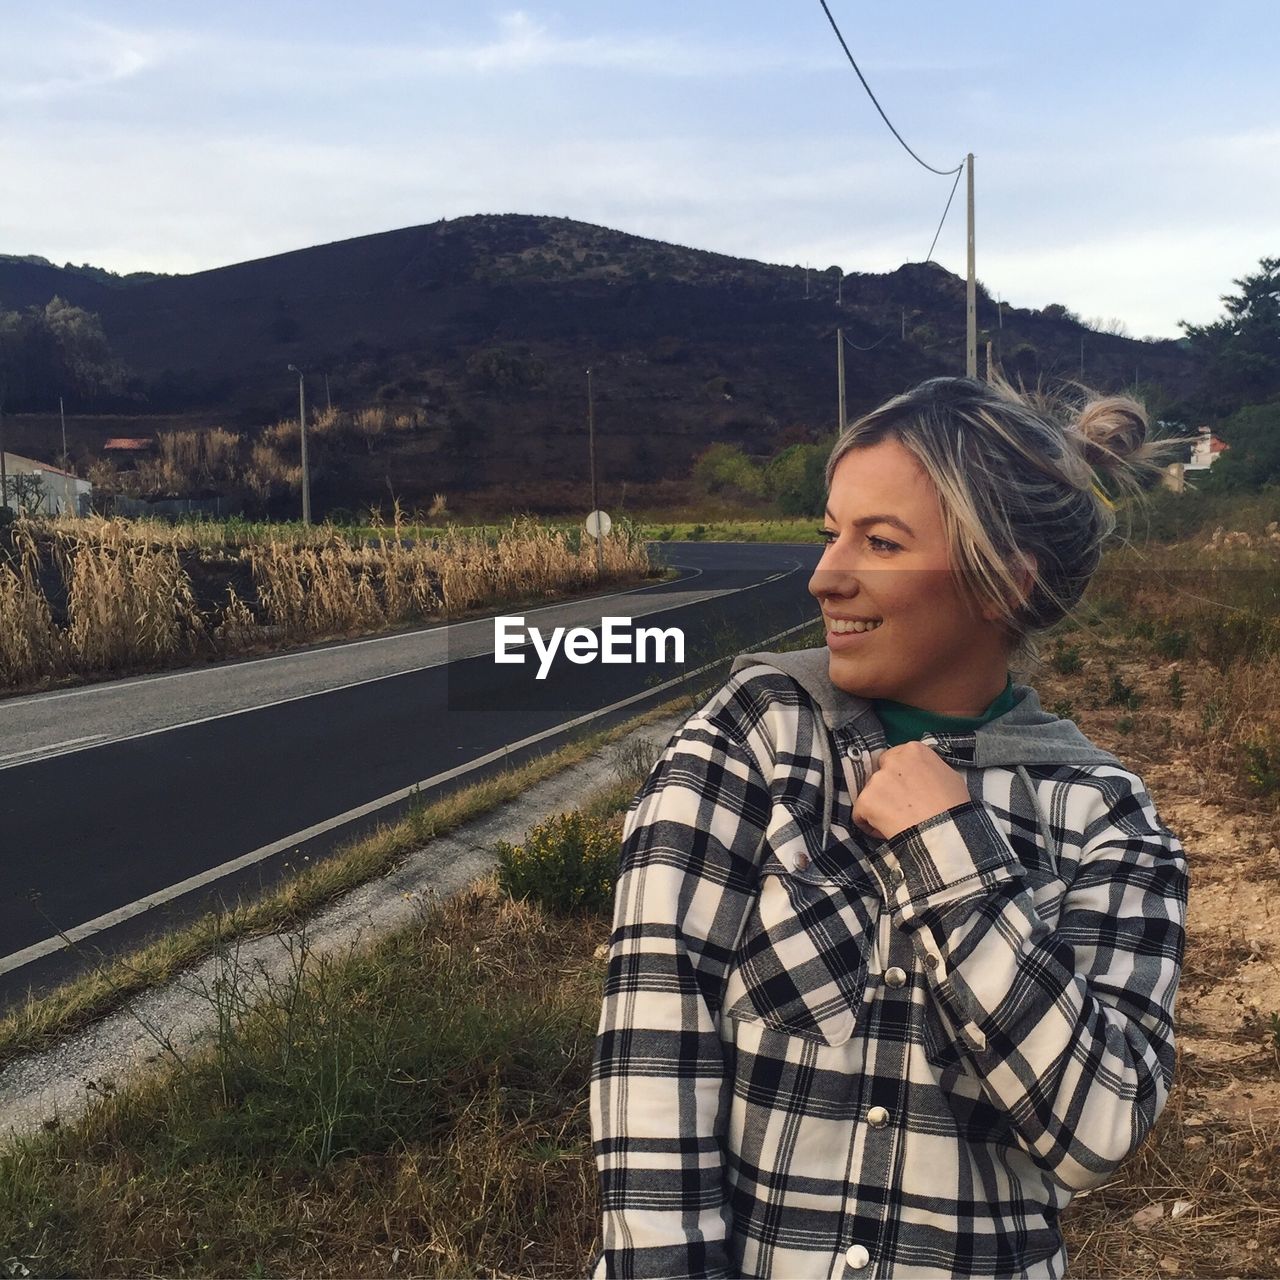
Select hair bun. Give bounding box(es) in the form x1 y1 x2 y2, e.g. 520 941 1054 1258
1071 396 1149 472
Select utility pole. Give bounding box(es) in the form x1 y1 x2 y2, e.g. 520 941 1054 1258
900 307 906 341
966 151 977 378
837 330 847 433
324 372 332 412
586 368 602 577
288 364 311 525
986 339 994 383
0 395 7 513
59 395 71 515
837 272 843 306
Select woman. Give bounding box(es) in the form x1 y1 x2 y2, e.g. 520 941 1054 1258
589 376 1188 1279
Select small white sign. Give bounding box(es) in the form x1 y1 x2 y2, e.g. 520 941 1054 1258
585 509 612 538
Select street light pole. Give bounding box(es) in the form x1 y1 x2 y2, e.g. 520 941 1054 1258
287 364 311 525
586 367 602 577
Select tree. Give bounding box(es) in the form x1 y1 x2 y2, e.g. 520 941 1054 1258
1201 402 1280 490
0 296 127 409
691 443 765 500
6 472 46 516
1181 257 1280 414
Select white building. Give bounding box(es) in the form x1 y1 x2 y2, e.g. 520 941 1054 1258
0 452 93 516
1185 425 1229 471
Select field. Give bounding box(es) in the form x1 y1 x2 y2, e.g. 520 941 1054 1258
2 490 1280 1277
0 508 654 695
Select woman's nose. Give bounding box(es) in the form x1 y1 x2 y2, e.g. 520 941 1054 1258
808 552 860 601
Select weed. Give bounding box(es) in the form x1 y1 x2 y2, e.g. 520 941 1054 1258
1200 697 1223 732
1239 735 1280 796
1050 700 1075 721
494 810 622 915
1106 672 1143 710
1050 644 1083 675
1116 715 1136 734
1167 669 1185 709
1154 626 1191 659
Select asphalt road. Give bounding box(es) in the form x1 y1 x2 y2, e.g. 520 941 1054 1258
0 541 824 1009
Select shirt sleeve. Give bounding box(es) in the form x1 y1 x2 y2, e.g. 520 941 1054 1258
875 766 1187 1193
589 693 772 1279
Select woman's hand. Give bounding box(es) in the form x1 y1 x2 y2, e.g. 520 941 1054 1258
851 741 972 842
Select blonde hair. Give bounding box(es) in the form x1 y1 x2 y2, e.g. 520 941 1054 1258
824 374 1185 670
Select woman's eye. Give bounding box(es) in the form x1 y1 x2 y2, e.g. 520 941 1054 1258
817 529 899 551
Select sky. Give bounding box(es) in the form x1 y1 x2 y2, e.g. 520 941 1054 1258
0 1 1276 339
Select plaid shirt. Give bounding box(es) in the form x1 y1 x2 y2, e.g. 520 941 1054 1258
589 659 1187 1279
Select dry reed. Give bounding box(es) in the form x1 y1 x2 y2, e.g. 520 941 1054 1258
0 511 651 689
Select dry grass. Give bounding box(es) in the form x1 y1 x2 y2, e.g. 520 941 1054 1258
0 879 608 1279
1060 1070 1280 1278
0 508 652 691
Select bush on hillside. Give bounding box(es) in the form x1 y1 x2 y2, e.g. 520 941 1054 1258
691 443 765 500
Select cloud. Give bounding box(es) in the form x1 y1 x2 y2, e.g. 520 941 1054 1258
0 16 184 102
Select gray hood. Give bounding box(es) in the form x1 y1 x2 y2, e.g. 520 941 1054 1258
730 645 1121 863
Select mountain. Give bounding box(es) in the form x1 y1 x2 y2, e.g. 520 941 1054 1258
0 215 1196 509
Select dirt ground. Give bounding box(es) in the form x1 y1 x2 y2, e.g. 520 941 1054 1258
1034 635 1280 1277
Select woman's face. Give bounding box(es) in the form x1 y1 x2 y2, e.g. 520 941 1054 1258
808 438 1014 716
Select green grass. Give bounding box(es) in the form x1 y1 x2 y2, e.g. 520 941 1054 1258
0 876 611 1278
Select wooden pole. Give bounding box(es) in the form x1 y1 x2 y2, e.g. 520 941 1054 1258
60 395 72 514
587 368 602 577
966 152 977 378
837 330 847 433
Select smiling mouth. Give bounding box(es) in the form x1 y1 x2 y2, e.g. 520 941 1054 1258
825 617 883 634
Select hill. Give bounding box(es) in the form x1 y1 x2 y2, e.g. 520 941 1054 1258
0 215 1196 511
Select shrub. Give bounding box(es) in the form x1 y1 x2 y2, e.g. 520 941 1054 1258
765 443 827 517
1106 673 1142 710
493 809 622 915
1167 670 1185 709
1154 626 1190 659
691 443 765 500
1240 734 1280 796
1051 644 1083 675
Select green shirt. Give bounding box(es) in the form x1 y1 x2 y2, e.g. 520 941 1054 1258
874 674 1016 747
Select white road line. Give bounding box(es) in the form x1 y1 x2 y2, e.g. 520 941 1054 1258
0 613 817 980
0 561 704 709
0 562 794 774
0 735 107 764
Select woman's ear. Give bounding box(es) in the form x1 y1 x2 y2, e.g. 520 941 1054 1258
979 552 1037 622
1013 551 1037 608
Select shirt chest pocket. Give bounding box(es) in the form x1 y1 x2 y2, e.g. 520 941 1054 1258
723 869 877 1047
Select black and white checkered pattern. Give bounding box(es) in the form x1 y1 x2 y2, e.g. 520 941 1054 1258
589 662 1188 1279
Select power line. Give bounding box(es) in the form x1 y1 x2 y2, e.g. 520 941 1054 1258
842 330 891 352
817 0 963 177
925 165 964 264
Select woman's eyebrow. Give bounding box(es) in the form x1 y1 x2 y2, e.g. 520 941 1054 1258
823 509 916 537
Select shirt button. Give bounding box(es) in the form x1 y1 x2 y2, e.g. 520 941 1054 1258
794 852 809 871
924 952 940 970
866 1105 889 1127
891 868 905 886
883 966 907 988
845 1243 870 1269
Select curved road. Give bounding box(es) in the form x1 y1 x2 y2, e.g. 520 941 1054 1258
0 541 823 1009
